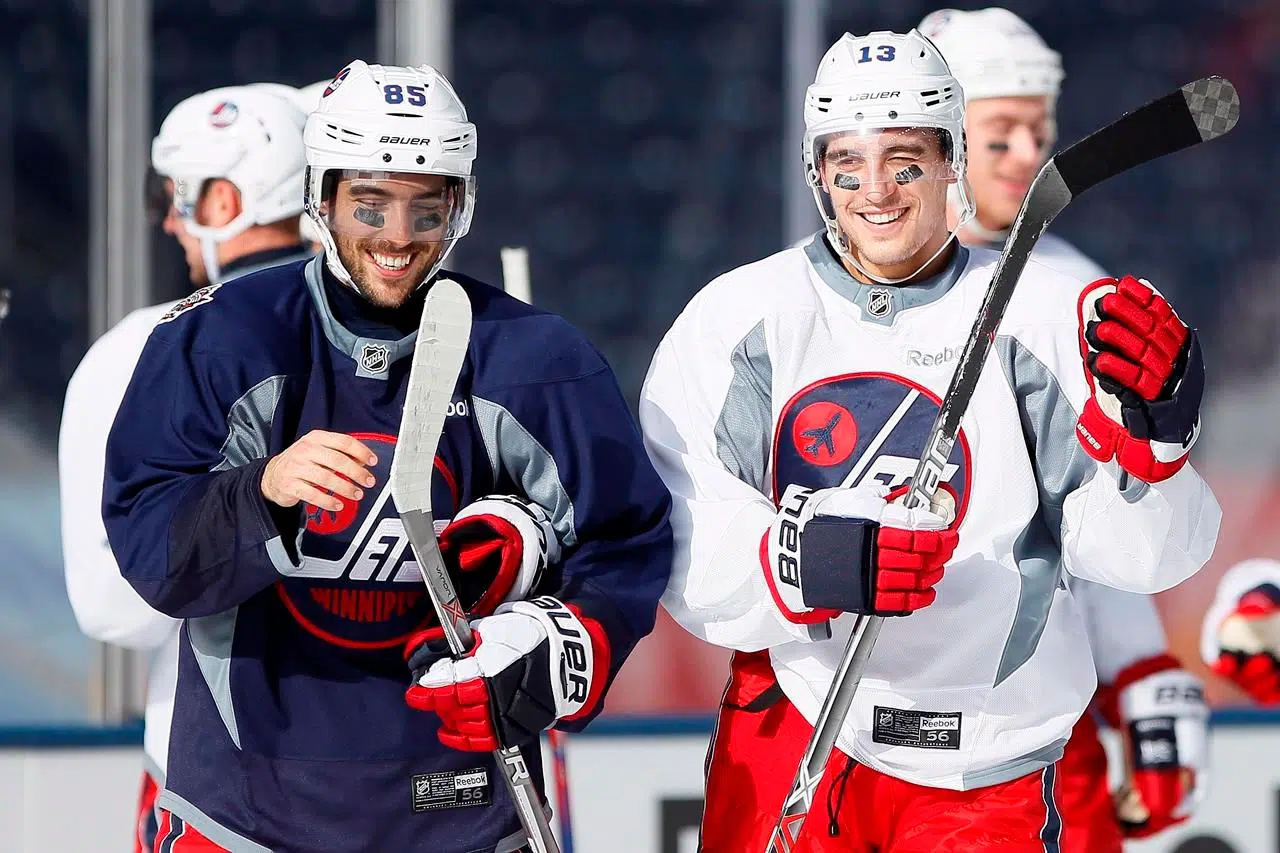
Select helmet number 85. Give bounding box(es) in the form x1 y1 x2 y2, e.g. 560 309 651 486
384 84 427 106
858 45 896 63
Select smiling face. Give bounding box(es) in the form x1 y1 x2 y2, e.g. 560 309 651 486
323 171 464 308
817 126 957 283
961 95 1055 234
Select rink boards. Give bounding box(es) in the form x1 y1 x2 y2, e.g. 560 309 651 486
0 711 1276 853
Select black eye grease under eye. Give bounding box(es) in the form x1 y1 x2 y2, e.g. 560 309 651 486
354 207 385 228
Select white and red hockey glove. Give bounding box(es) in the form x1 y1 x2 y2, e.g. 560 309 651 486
762 483 958 623
404 596 611 752
1105 654 1208 839
436 495 560 619
1076 275 1203 483
1209 580 1280 704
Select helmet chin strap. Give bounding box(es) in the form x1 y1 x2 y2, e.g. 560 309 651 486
185 212 255 285
310 211 457 299
828 220 964 286
947 183 1008 244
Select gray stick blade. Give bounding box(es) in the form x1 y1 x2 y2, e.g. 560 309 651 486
388 279 472 515
1182 76 1240 141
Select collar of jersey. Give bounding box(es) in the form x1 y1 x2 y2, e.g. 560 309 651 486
802 233 969 327
303 256 417 368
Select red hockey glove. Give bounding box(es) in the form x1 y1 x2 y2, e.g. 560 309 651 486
1076 275 1203 483
436 495 559 620
1108 654 1208 839
1211 581 1280 704
404 597 610 752
762 483 958 623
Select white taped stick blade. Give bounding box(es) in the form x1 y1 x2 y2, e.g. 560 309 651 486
389 278 473 515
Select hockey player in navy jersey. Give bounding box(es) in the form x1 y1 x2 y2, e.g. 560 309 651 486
641 28 1219 852
922 9 1209 849
103 59 673 853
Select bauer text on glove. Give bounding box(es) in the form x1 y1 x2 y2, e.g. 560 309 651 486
404 597 611 752
761 483 958 623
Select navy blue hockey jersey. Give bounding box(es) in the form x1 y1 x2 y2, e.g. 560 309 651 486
103 257 674 853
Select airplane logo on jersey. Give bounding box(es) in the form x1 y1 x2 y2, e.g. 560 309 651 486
276 431 461 650
792 401 858 467
774 373 972 523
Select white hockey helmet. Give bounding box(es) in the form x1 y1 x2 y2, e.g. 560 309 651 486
803 29 975 283
303 60 477 293
918 8 1063 103
151 85 308 283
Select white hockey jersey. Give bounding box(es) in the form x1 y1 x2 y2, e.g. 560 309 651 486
639 236 1220 790
60 249 314 779
61 301 181 778
1011 232 1171 683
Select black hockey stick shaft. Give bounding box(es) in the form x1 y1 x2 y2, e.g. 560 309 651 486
766 76 1239 852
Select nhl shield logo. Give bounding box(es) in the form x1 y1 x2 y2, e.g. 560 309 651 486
360 342 390 374
866 288 893 318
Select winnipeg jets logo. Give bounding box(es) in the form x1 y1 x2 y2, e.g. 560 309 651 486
774 373 972 523
279 431 461 650
791 401 856 467
208 101 238 128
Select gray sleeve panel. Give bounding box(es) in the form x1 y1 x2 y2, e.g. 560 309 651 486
212 375 289 471
991 335 1094 686
995 512 1066 686
994 335 1097 537
185 610 241 750
208 374 306 568
714 320 773 493
471 395 579 549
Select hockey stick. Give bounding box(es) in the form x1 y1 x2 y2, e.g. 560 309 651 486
390 278 561 853
766 76 1240 851
499 244 577 853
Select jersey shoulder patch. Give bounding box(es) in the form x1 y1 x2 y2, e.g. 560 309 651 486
156 283 221 324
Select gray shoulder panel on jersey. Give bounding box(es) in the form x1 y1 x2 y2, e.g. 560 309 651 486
157 788 271 853
961 737 1067 789
714 320 773 493
802 234 969 326
992 334 1097 685
185 610 243 751
211 375 307 573
471 395 579 548
303 256 417 378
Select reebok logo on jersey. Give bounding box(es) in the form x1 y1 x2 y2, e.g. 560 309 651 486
905 345 961 367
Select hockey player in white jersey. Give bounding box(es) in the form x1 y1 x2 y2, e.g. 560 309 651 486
1201 558 1280 704
60 84 313 853
640 27 1220 852
921 8 1209 848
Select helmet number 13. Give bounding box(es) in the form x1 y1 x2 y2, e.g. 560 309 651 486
858 45 897 63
